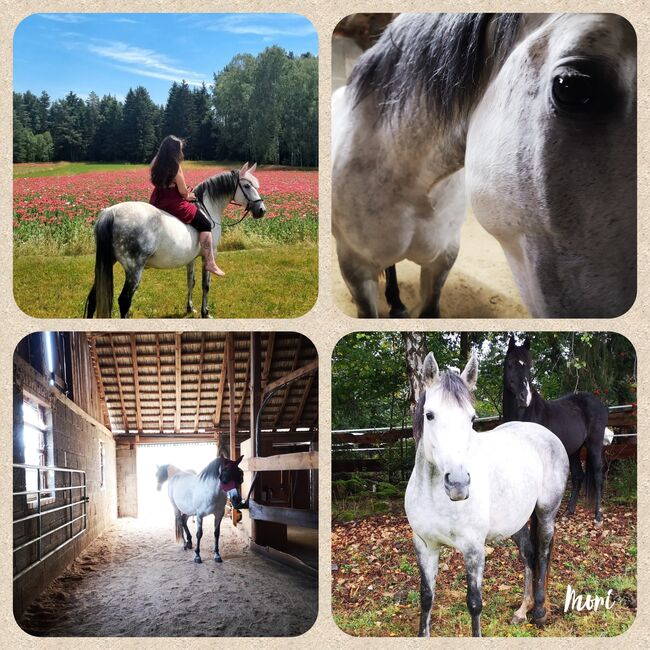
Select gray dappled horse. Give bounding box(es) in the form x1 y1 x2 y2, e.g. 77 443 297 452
333 14 636 318
85 163 265 318
155 455 244 564
406 351 568 636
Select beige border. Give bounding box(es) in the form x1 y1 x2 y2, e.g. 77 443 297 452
1 1 648 647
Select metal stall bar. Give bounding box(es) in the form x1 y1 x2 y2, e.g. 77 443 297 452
13 464 88 581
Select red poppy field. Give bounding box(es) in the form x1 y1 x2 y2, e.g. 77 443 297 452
13 163 318 318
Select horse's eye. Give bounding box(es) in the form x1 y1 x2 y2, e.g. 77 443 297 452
425 411 434 421
552 72 595 111
551 62 618 116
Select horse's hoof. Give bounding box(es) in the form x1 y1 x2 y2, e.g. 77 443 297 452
214 555 223 563
532 610 547 628
594 518 604 529
194 556 202 564
510 613 527 625
187 308 197 315
389 307 410 318
201 313 213 319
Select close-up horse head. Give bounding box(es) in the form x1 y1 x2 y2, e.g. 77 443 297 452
234 162 266 218
503 337 534 409
419 351 479 501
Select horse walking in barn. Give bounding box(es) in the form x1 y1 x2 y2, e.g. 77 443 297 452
406 351 568 636
155 455 244 563
503 337 611 524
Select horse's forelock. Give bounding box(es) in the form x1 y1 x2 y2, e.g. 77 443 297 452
437 371 475 409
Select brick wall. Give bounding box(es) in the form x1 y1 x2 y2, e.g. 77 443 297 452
13 358 117 621
116 445 138 517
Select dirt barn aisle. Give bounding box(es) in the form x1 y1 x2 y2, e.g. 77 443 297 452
20 518 317 637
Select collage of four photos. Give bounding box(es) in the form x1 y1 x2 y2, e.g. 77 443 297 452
9 10 638 641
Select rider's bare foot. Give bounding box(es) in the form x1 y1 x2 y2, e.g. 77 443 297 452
206 263 225 277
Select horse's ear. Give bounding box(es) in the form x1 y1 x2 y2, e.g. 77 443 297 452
248 163 257 174
524 338 531 350
235 455 244 465
219 451 226 460
239 162 249 176
461 352 479 392
422 352 439 388
508 335 516 351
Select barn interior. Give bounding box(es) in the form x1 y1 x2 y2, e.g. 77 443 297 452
13 331 318 636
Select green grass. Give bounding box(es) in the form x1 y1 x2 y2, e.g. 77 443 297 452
12 160 241 178
13 244 317 318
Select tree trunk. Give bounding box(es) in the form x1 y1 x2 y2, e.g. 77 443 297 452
402 332 428 412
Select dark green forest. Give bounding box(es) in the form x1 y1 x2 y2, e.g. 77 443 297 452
13 46 318 166
332 332 637 431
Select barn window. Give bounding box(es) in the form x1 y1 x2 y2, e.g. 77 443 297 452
22 392 54 503
99 441 105 488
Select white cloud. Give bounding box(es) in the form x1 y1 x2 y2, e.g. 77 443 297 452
39 14 89 24
199 14 316 38
86 41 210 85
111 18 138 25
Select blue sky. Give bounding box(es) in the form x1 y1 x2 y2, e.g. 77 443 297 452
14 13 318 104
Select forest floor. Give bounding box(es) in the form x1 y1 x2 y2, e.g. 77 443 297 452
332 494 636 638
19 517 317 637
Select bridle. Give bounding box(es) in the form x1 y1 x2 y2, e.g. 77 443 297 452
229 171 264 218
196 171 263 229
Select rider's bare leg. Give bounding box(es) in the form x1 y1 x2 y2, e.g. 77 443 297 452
199 232 225 277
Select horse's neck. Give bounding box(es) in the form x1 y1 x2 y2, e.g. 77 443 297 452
166 464 184 479
502 386 520 422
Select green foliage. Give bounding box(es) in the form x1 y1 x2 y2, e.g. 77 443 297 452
607 459 637 505
332 332 636 431
14 47 318 166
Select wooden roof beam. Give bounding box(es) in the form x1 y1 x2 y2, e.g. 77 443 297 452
193 334 206 433
130 334 143 434
174 333 182 434
156 334 163 433
261 332 275 387
87 334 111 430
292 372 315 426
109 336 129 434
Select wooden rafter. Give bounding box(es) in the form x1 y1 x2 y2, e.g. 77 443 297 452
261 332 275 387
235 354 250 429
156 334 163 433
87 335 111 429
130 334 143 434
292 372 315 426
226 333 236 457
273 340 302 428
213 339 228 430
174 333 182 433
109 336 129 434
193 334 206 433
263 359 318 399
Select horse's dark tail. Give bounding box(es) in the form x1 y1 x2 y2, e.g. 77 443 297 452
92 209 115 318
584 407 607 510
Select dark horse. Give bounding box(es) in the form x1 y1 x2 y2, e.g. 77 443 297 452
503 337 609 524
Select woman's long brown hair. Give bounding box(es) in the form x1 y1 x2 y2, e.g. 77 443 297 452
150 135 184 187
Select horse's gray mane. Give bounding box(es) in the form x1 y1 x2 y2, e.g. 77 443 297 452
412 370 474 445
198 457 222 482
348 13 522 124
194 171 238 203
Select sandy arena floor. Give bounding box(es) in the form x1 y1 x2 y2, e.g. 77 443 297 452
332 211 529 318
19 518 318 637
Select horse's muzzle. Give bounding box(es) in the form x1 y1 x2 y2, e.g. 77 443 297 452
252 202 266 219
444 471 470 501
